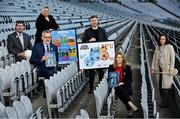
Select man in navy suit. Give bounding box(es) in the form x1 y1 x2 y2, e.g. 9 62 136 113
7 20 32 61
30 30 58 79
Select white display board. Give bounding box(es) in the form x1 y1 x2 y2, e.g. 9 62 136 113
78 41 115 69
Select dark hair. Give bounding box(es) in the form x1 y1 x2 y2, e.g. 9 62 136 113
42 6 49 10
16 20 25 26
157 34 170 46
90 15 98 20
44 6 49 9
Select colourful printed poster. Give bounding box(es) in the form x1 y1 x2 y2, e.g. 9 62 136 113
51 29 78 64
108 72 119 88
78 41 115 69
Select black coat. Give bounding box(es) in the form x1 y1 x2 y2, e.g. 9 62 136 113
82 27 108 43
108 64 133 95
35 14 59 43
82 26 108 76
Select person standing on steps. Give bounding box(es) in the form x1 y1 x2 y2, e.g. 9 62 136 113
151 34 175 107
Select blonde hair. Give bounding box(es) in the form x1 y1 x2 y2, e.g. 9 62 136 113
113 52 128 69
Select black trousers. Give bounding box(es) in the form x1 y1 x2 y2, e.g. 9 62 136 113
88 69 104 90
159 67 170 105
115 86 131 110
38 67 57 97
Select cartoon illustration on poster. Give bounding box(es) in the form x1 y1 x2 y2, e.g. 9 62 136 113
51 29 78 64
78 41 115 69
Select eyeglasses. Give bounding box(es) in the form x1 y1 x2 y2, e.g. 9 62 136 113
43 36 51 38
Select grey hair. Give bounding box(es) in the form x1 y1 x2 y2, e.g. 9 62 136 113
42 30 51 37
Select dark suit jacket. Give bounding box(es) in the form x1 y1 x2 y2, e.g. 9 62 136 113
30 42 58 68
82 26 108 75
7 31 32 61
35 14 59 43
82 27 108 43
108 64 133 95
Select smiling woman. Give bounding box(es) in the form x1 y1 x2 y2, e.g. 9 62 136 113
108 51 138 117
151 34 175 107
35 6 59 44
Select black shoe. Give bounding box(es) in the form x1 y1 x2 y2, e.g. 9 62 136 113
159 103 168 108
127 110 134 118
133 109 139 112
88 89 93 94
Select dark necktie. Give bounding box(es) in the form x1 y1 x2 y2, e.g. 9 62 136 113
46 45 50 52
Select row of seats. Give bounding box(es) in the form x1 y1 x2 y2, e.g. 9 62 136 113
149 25 180 58
144 23 180 114
93 71 115 118
172 76 180 112
0 95 43 118
0 16 12 24
121 22 137 54
157 0 180 17
0 60 38 104
0 46 15 68
140 23 159 118
120 0 178 20
45 61 87 118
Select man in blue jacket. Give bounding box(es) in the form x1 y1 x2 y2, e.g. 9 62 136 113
30 30 58 79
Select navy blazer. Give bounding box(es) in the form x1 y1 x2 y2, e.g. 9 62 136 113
108 64 133 95
30 42 58 68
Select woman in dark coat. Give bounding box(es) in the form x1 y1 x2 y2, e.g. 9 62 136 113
35 6 59 44
108 52 138 117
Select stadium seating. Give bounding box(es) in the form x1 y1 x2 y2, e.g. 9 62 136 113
45 61 87 118
0 95 44 118
0 0 179 118
93 71 115 118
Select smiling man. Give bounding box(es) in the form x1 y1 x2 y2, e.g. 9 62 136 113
30 30 58 97
7 20 32 61
82 15 108 93
30 30 58 79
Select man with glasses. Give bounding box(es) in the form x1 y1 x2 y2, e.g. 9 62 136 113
30 30 58 97
30 30 58 79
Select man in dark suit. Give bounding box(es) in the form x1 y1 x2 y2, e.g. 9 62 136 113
7 20 32 61
82 15 108 93
30 30 58 79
